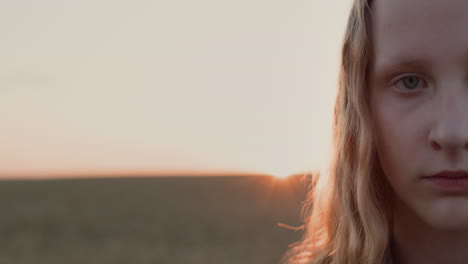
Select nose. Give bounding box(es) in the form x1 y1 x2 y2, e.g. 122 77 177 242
428 86 468 153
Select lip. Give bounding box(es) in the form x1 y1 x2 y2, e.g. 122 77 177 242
426 170 468 178
424 170 468 192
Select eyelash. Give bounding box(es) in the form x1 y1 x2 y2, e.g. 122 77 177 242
392 75 428 93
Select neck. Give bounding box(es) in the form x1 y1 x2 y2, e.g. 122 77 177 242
391 199 468 264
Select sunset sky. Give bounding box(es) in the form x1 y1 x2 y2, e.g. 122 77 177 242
1 1 351 179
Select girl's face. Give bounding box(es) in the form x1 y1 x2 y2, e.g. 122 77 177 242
369 0 468 230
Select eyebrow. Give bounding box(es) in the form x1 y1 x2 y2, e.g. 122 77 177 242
371 57 435 83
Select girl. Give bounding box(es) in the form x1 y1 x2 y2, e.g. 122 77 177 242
281 0 468 263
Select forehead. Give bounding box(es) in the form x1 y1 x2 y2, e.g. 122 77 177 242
371 0 468 73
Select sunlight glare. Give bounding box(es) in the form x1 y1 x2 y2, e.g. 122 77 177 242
272 173 290 179
268 166 294 180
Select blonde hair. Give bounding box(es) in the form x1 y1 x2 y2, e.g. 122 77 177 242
280 1 396 263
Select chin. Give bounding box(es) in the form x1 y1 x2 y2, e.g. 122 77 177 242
422 199 468 231
428 217 468 231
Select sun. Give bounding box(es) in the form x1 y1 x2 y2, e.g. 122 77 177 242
261 164 297 180
268 167 294 179
272 173 290 179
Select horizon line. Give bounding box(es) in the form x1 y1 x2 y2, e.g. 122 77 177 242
0 169 316 180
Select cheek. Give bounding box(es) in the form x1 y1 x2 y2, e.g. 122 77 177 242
376 128 407 188
372 98 420 187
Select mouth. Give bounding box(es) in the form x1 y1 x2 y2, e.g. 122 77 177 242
426 170 468 179
423 170 468 192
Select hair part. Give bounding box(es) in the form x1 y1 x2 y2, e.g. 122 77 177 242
280 1 395 263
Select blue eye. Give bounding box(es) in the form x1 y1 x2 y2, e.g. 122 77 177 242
394 75 426 92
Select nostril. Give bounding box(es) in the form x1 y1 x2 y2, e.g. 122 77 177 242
431 141 442 151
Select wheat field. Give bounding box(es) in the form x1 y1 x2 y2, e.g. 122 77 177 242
0 175 309 264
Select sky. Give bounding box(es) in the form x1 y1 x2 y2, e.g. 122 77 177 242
0 0 351 179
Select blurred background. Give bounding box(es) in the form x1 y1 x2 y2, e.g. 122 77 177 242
1 0 350 263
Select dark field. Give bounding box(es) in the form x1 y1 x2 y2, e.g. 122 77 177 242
0 175 310 264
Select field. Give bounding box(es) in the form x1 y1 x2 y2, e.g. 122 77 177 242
0 175 310 264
